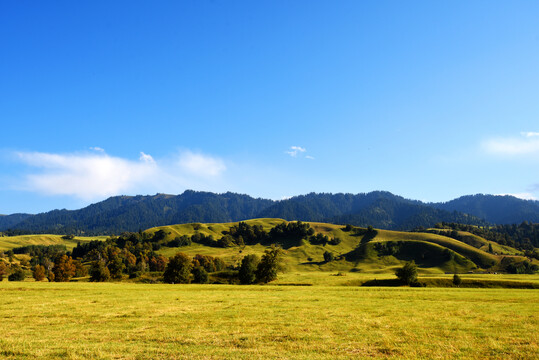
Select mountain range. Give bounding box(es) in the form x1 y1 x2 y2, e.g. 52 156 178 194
1 191 538 235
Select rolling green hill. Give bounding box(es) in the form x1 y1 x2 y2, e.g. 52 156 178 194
144 219 533 275
2 218 535 276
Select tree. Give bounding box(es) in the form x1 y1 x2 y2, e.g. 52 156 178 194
53 255 76 282
453 274 462 287
0 261 7 281
192 266 209 284
395 261 418 285
33 265 46 281
149 255 168 272
255 246 283 284
239 254 260 284
89 260 110 282
108 255 125 279
163 252 192 284
323 251 334 263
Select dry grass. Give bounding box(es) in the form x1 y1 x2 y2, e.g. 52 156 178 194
0 282 537 359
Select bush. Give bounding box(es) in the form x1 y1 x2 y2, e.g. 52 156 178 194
8 267 26 281
453 274 462 286
323 251 335 262
395 261 418 286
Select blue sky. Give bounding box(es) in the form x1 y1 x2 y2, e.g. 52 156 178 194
1 1 539 214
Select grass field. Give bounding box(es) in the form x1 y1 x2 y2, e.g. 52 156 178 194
0 282 537 359
0 234 108 251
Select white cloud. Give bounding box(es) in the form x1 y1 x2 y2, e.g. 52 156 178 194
286 146 309 158
521 132 539 138
90 147 105 152
13 150 227 200
139 152 155 164
178 151 226 177
305 155 315 160
496 193 537 201
482 133 539 156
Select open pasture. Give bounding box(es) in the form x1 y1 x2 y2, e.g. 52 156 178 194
0 282 537 359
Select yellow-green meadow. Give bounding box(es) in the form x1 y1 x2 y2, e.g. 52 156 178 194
0 282 537 359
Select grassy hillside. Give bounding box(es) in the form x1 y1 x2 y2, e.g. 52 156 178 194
145 219 530 275
1 219 533 276
0 234 108 251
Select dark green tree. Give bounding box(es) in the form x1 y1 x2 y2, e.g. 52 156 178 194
239 254 260 284
192 266 209 284
89 260 111 282
163 252 193 284
255 246 283 284
453 274 462 287
395 261 418 285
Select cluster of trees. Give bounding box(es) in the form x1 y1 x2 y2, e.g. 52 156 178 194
161 247 283 285
433 222 539 250
0 247 87 282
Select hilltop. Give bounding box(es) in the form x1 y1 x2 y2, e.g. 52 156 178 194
2 191 539 235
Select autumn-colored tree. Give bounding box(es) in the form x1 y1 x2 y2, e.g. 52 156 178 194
149 255 168 272
53 255 76 282
33 265 46 281
0 261 7 281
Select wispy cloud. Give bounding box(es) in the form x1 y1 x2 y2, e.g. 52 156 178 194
521 132 539 138
178 151 226 177
286 146 306 157
496 192 537 201
482 132 539 156
89 147 105 152
13 150 226 200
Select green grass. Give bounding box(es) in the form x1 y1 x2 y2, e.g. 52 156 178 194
0 282 537 359
0 235 108 251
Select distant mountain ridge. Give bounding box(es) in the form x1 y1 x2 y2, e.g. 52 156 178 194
1 191 538 235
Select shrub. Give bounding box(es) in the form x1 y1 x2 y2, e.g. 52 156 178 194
323 251 335 262
8 267 26 281
453 274 462 286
